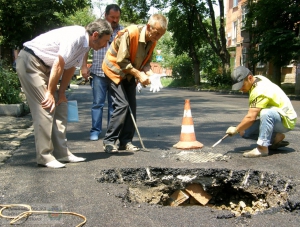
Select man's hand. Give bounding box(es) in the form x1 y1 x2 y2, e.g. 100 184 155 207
138 72 150 86
41 91 56 113
226 126 238 136
57 93 68 106
149 73 165 93
81 65 90 80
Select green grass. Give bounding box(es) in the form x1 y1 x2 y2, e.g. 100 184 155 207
161 77 194 87
161 77 231 91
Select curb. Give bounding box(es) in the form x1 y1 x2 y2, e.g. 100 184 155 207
0 103 26 117
176 87 300 100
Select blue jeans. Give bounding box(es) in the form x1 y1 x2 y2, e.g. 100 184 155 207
90 74 113 136
242 109 290 147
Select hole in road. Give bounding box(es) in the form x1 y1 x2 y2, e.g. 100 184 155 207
97 167 299 217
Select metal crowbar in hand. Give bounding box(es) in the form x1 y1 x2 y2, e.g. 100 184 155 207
128 105 150 152
211 134 230 148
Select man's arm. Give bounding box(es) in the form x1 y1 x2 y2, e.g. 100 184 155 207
81 52 89 80
41 55 65 113
57 66 76 106
236 107 261 134
142 64 154 76
123 68 149 85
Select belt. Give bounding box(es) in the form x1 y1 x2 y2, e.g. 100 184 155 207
23 47 49 67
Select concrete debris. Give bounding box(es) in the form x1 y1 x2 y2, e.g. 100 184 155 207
185 183 212 205
169 150 231 163
218 199 269 216
168 184 212 206
168 190 189 206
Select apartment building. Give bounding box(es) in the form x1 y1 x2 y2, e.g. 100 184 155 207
225 0 296 83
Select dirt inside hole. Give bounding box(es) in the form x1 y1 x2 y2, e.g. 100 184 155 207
97 167 297 216
126 182 289 216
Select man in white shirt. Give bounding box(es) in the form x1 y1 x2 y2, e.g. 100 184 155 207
16 19 113 168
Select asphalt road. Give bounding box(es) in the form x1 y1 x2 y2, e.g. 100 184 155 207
0 85 300 227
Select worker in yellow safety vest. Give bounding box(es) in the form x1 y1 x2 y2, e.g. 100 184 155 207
101 14 168 153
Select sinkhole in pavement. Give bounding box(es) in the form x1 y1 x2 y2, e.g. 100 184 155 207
97 167 300 216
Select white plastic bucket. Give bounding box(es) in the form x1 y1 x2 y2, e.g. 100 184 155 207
67 100 79 122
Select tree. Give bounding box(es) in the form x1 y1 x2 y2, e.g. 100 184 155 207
167 0 205 85
0 0 91 64
117 0 150 24
116 0 230 86
245 0 300 87
152 31 175 68
166 0 230 85
190 0 230 74
59 6 96 27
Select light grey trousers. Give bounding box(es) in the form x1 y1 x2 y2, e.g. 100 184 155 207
16 50 71 165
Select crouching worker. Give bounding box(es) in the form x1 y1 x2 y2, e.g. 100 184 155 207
226 66 297 158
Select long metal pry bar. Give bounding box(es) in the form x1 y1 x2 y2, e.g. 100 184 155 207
128 105 150 152
212 134 229 148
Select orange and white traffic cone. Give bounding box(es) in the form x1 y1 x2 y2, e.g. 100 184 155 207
173 99 203 149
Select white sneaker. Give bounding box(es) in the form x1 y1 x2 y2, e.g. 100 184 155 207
57 154 86 163
38 160 66 169
243 148 268 158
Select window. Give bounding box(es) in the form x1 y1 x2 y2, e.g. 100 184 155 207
232 21 238 45
241 5 248 29
233 0 238 7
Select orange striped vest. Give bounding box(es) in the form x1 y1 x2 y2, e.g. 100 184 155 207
102 25 156 84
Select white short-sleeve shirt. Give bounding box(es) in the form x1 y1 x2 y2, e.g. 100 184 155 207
23 26 89 69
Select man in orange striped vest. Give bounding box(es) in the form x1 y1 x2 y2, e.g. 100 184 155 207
102 14 168 153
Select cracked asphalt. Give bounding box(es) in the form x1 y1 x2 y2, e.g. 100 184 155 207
0 85 300 227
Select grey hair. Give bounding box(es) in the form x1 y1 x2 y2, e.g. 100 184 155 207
148 14 168 30
86 19 113 38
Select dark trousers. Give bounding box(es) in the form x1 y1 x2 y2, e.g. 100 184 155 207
103 76 136 145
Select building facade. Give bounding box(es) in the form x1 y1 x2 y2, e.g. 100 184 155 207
225 0 296 83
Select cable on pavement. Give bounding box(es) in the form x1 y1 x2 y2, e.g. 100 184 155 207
0 204 86 227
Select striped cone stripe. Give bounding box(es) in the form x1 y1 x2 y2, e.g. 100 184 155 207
173 99 203 149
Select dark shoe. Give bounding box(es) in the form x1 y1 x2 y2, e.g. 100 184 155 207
269 141 289 149
103 144 119 153
119 142 140 152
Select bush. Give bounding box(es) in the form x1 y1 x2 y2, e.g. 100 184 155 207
202 69 232 87
170 54 195 87
0 61 22 104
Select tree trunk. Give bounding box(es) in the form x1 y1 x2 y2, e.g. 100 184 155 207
295 63 300 95
272 64 282 87
193 61 201 85
188 40 200 85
